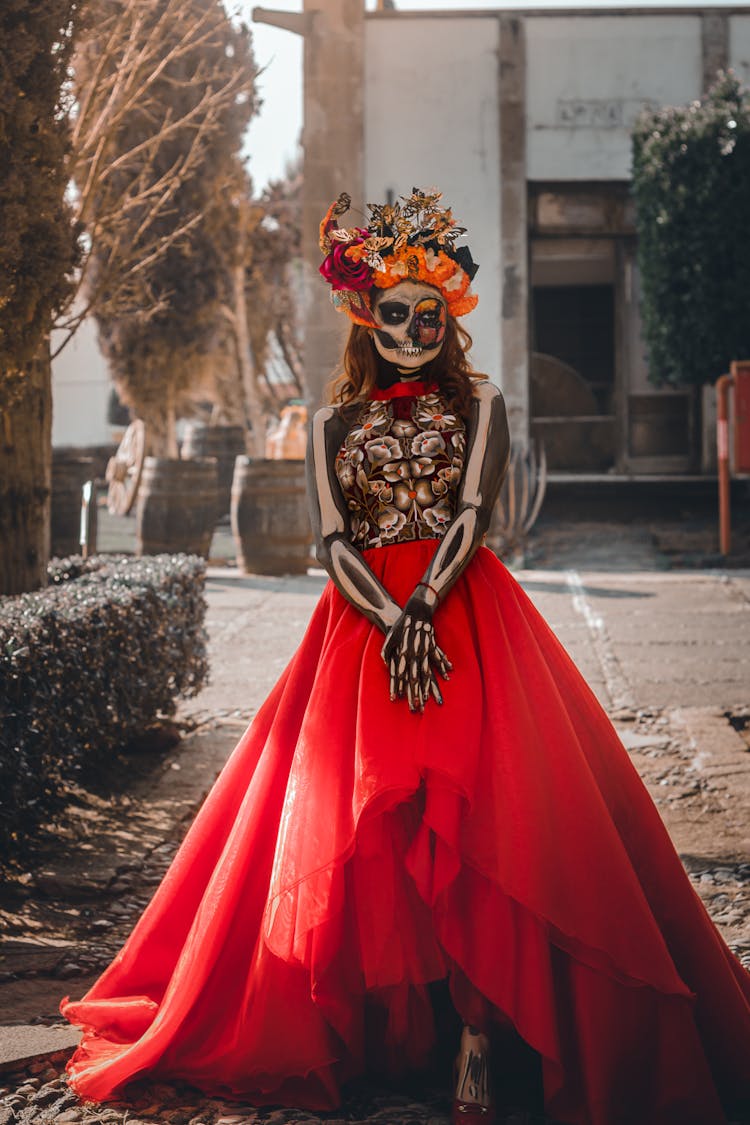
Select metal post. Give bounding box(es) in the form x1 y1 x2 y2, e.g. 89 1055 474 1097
731 360 750 472
80 480 98 560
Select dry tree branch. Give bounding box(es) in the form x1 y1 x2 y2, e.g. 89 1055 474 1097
58 0 256 345
77 1 232 155
125 211 205 278
101 74 247 181
275 320 304 395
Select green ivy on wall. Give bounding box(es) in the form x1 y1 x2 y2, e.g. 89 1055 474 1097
631 72 750 388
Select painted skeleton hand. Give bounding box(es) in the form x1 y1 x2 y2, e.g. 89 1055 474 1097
381 597 453 712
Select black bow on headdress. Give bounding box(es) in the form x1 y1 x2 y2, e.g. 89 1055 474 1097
452 244 479 282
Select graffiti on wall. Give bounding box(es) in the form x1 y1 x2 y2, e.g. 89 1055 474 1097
555 99 659 129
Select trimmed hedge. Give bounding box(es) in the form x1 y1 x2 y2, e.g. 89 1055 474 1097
1 554 209 860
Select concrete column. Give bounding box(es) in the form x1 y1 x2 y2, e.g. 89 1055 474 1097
702 10 729 91
498 15 529 451
302 0 365 409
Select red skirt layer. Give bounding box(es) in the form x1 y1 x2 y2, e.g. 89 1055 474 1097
61 542 750 1124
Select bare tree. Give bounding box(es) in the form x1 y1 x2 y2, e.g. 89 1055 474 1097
65 0 258 458
57 0 256 355
204 163 304 446
214 194 268 456
65 2 303 458
245 163 304 409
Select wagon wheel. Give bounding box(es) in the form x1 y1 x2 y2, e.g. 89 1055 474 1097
106 419 146 515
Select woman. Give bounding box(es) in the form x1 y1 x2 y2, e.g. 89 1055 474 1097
62 190 750 1125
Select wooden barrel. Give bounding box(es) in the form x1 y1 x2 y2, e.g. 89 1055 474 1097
231 458 312 575
136 457 219 558
51 452 95 558
182 423 247 518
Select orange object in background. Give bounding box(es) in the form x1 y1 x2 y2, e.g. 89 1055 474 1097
265 403 308 460
717 360 750 555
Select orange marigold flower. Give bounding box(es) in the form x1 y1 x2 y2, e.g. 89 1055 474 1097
372 244 476 317
344 243 368 263
449 292 479 316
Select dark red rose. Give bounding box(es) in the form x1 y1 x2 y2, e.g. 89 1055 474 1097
319 241 372 291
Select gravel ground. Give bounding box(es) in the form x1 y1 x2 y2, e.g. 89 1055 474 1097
0 1068 459 1125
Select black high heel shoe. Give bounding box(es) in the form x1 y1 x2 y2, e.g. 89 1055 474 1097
452 1026 495 1124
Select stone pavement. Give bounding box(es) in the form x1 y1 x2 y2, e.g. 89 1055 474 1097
1 514 750 1123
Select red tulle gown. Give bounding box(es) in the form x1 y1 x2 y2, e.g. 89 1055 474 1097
62 383 750 1125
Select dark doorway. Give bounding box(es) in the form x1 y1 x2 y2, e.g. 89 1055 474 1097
530 283 617 471
532 285 615 415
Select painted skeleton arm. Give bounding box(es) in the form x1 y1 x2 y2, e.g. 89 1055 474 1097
307 406 402 634
413 381 510 606
382 381 511 709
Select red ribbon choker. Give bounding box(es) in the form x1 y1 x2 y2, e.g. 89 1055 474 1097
370 380 437 401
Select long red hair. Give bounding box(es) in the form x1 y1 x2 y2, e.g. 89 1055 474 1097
327 315 484 419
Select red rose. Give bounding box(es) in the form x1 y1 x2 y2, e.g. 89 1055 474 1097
319 241 372 291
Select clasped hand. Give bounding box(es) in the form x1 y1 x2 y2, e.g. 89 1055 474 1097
381 596 452 712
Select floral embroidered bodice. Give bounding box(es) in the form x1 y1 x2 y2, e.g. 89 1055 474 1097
335 381 466 550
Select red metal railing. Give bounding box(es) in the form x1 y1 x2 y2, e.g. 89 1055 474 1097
717 360 750 555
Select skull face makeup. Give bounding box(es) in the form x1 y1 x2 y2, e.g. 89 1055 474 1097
371 281 447 369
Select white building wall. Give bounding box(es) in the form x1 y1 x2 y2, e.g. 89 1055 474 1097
526 15 703 181
364 16 502 387
51 314 112 447
730 14 750 86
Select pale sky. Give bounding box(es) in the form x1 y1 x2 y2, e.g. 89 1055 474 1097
237 0 747 191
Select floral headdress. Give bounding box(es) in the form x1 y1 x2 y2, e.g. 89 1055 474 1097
319 187 479 328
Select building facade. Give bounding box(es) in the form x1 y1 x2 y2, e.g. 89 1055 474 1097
286 2 750 473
